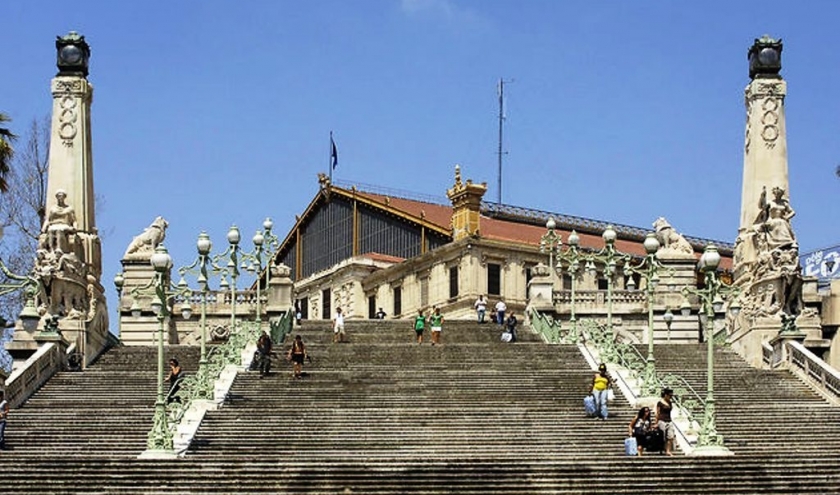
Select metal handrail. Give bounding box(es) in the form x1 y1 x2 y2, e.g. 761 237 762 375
531 310 706 430
165 319 263 428
269 310 293 345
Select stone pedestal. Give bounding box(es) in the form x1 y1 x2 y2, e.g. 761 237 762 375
118 258 170 346
731 316 781 368
656 253 697 310
266 263 293 316
527 263 554 312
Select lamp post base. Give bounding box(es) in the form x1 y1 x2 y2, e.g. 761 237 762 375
137 448 178 460
689 444 734 456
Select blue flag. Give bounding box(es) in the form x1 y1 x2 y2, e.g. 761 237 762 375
330 134 338 170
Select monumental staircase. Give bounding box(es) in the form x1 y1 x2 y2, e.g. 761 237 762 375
651 343 840 455
3 345 201 458
0 320 838 493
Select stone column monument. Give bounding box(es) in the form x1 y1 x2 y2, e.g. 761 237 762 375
732 36 821 365
12 32 109 367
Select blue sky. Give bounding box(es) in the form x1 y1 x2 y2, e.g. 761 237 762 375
3 1 840 299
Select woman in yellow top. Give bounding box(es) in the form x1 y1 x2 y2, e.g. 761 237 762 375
591 363 613 420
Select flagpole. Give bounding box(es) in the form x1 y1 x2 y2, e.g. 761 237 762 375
329 131 333 185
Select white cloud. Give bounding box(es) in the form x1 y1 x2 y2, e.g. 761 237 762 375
400 0 488 27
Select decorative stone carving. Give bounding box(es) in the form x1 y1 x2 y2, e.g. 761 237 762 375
735 186 802 321
652 217 693 257
41 190 77 254
753 186 796 252
31 190 96 320
123 216 169 260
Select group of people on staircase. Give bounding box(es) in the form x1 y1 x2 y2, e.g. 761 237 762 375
474 295 518 342
588 363 677 455
627 388 676 456
413 307 444 345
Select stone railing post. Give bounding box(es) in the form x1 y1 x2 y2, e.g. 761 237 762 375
266 263 293 319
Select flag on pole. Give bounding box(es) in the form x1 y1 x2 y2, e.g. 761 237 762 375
330 132 338 170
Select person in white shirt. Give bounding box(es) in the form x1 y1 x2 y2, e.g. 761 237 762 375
494 299 507 325
333 307 346 343
0 390 9 450
474 295 488 323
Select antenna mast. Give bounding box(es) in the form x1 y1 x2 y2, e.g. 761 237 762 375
497 78 512 204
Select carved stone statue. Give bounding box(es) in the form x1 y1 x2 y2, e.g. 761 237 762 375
652 217 693 256
754 186 796 251
123 216 169 259
736 185 803 323
41 189 77 254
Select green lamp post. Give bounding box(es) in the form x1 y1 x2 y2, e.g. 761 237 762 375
0 256 42 335
131 245 192 455
681 244 741 456
240 230 266 330
211 225 241 333
585 225 627 333
553 229 585 341
177 231 214 400
113 272 125 338
540 217 562 283
623 233 673 397
239 218 281 331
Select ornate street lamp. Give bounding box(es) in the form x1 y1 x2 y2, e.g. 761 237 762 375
681 244 741 456
0 257 42 333
113 272 125 338
540 217 561 282
241 230 265 329
585 225 629 333
239 218 281 331
623 233 674 397
748 34 782 80
211 225 241 332
552 229 585 340
131 245 192 455
178 232 214 400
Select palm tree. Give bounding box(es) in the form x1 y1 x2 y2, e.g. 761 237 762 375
0 112 16 193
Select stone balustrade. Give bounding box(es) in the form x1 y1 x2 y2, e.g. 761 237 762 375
766 339 840 403
4 342 64 408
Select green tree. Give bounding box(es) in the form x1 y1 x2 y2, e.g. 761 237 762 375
0 117 48 321
0 113 16 193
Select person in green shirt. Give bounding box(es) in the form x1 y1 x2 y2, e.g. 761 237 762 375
413 309 426 344
429 306 444 346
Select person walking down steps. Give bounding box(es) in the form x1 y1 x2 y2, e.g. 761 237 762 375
429 307 444 346
257 331 273 378
333 307 346 343
591 363 613 420
413 309 426 344
287 335 309 379
0 390 9 450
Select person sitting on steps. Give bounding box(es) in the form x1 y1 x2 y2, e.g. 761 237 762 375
628 406 653 456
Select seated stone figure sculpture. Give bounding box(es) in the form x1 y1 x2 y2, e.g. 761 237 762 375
41 189 77 254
